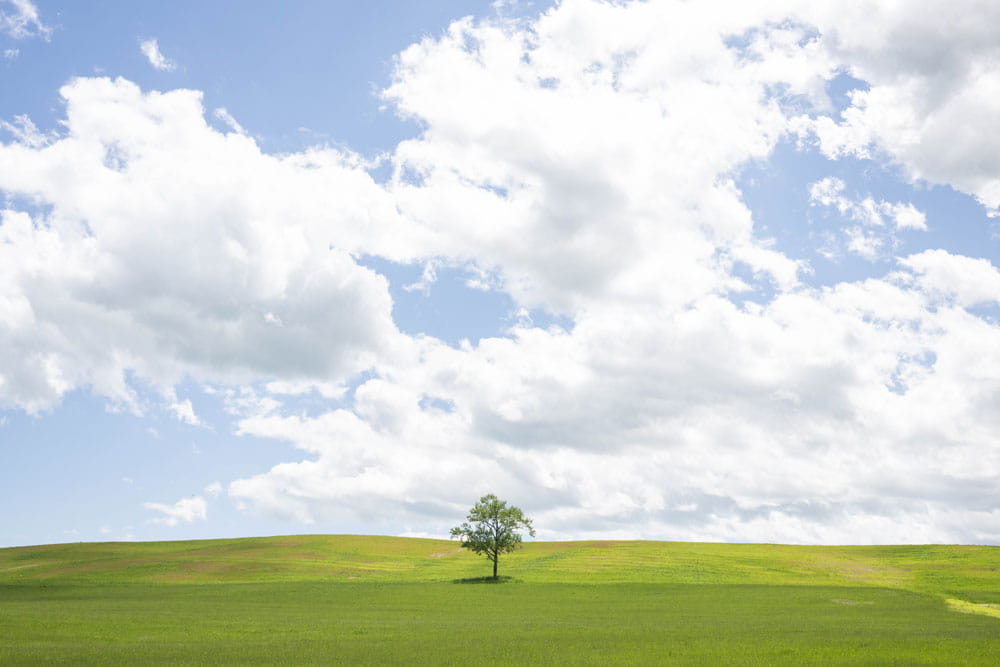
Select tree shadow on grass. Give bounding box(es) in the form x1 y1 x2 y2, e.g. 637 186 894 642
452 576 519 584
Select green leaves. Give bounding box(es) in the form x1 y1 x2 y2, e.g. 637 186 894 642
451 494 535 577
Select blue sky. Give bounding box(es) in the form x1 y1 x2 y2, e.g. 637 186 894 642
2 0 999 548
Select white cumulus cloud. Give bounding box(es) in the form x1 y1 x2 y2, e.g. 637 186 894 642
0 77 414 413
899 249 1000 307
798 0 1000 214
4 0 1000 545
227 1 1000 545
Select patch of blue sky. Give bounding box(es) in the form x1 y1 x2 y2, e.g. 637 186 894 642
0 0 582 548
252 368 382 422
967 302 1000 325
768 70 869 121
419 395 456 413
825 70 869 119
0 382 325 547
730 65 995 295
723 20 821 53
886 349 938 396
1 1 513 157
0 189 53 219
361 255 572 346
523 307 574 332
729 259 780 307
910 187 1000 262
738 136 999 291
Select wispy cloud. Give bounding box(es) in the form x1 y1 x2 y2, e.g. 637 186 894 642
0 0 51 40
809 177 927 260
143 496 207 526
140 38 175 71
213 107 245 134
0 114 52 147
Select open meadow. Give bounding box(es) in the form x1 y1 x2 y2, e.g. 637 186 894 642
1 536 998 664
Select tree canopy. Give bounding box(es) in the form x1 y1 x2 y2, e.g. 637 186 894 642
450 494 535 579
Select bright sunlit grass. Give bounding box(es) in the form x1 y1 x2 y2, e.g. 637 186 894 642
2 536 998 664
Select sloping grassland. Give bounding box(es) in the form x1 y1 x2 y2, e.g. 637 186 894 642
1 535 997 597
2 536 998 665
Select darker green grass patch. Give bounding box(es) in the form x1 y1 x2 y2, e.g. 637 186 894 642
1 582 998 665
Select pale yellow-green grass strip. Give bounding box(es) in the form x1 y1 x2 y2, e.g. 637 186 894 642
946 598 1000 620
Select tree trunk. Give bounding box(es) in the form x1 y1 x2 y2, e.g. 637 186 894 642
493 556 498 579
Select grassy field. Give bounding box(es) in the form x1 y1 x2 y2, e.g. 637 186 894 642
2 536 998 664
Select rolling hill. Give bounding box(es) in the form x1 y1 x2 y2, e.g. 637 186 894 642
2 536 998 664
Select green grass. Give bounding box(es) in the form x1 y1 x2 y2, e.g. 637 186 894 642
2 536 999 664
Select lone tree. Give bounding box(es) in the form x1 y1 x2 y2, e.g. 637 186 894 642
450 494 535 579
